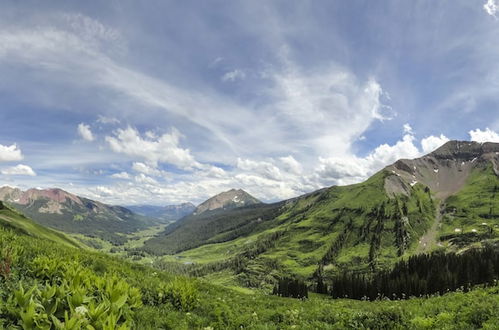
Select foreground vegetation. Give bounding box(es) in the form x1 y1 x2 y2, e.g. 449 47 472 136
1 207 499 329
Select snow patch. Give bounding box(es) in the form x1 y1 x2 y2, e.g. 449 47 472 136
433 168 439 173
410 180 418 187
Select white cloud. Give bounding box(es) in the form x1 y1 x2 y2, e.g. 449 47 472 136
0 144 23 162
110 171 130 179
421 134 450 153
77 123 95 141
134 173 158 185
403 123 413 134
96 115 120 125
237 158 282 181
221 69 246 82
469 127 499 142
279 156 302 175
484 0 498 18
105 126 201 170
132 162 167 177
1 164 36 176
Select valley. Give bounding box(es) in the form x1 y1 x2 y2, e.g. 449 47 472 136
1 141 499 328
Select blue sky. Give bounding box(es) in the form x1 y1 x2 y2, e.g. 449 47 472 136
0 0 499 205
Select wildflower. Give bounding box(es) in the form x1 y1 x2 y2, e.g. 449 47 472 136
75 305 88 315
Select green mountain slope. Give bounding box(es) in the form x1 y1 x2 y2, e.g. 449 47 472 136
1 205 499 329
143 141 499 288
0 201 83 249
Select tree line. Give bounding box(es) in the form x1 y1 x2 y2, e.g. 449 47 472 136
328 247 499 300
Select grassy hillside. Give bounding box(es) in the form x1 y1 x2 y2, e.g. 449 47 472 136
440 164 499 247
142 170 436 289
0 201 83 249
1 213 499 329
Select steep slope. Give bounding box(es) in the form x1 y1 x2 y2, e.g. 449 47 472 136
194 188 261 214
0 201 83 249
0 187 158 245
127 202 195 222
143 141 498 288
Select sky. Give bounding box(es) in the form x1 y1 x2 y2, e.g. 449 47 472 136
1 0 499 206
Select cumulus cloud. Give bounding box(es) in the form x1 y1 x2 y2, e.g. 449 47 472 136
221 69 246 82
484 0 498 18
110 171 130 179
421 134 450 153
132 162 167 177
279 156 302 175
469 127 499 142
105 126 201 170
1 164 36 176
0 144 23 162
77 123 95 141
134 173 158 185
237 158 282 181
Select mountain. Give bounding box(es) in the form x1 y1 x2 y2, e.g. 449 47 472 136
142 140 499 288
194 188 261 214
0 186 158 245
126 202 196 222
142 189 265 253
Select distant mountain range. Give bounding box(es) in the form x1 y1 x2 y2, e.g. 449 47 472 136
0 186 157 245
126 203 196 222
140 141 499 287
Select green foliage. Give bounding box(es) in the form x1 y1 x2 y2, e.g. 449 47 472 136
1 181 499 328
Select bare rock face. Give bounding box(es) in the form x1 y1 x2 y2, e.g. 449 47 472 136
194 189 261 215
384 141 499 199
0 186 23 202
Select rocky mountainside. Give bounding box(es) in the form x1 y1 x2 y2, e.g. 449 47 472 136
0 186 158 245
384 141 499 199
142 141 499 288
194 189 261 214
126 202 196 222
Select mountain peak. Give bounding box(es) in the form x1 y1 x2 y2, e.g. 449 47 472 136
195 189 261 214
430 140 499 160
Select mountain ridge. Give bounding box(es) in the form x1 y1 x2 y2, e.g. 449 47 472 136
0 186 158 245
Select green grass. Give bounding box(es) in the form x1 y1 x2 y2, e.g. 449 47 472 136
0 204 83 249
1 202 499 328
